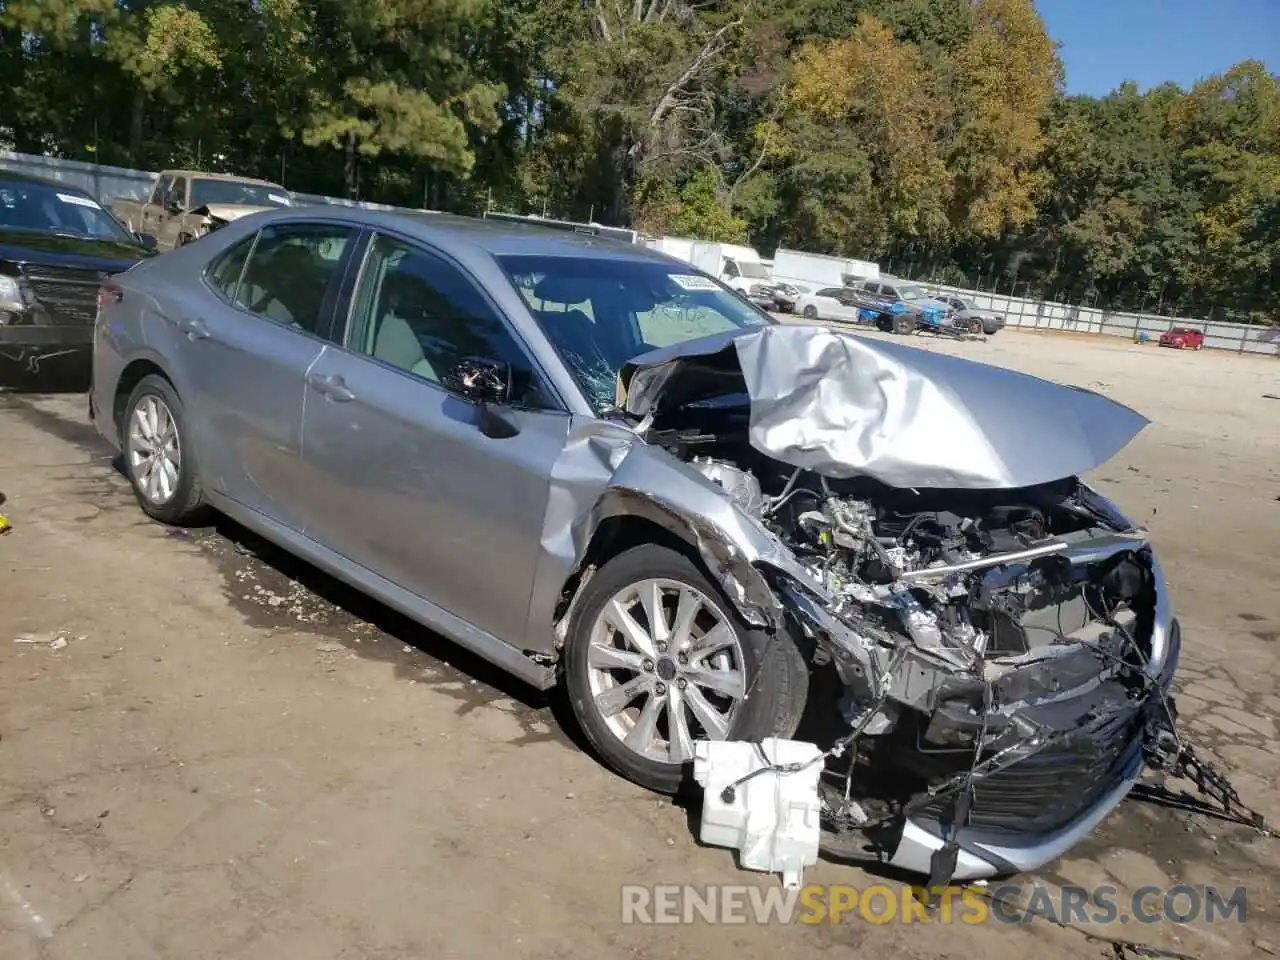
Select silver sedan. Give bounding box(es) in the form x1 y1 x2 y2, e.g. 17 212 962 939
90 208 1182 882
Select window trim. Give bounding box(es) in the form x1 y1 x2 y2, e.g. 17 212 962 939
331 227 569 413
198 217 364 344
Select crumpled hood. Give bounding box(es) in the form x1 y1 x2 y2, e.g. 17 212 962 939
617 324 1149 489
190 203 274 222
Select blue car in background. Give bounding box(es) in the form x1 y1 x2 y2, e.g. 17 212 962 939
853 278 959 335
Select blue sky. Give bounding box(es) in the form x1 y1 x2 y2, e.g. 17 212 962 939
1036 0 1279 97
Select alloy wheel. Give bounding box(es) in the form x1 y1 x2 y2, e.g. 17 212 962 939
127 395 182 505
585 578 746 764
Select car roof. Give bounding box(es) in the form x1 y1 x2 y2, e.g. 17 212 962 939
0 169 95 196
166 171 287 189
259 206 686 263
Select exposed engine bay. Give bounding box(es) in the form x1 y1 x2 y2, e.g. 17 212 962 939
647 409 1174 876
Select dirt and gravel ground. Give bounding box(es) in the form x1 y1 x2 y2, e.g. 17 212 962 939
1 330 1278 960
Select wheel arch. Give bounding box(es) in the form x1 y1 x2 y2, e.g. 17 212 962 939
112 355 179 443
549 487 787 657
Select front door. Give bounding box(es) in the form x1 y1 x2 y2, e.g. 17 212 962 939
174 220 358 529
155 176 188 251
297 232 569 646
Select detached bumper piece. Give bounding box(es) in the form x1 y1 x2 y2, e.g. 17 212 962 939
0 324 93 346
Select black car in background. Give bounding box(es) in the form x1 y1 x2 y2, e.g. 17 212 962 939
0 171 155 379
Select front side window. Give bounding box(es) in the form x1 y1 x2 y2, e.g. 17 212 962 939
345 234 547 407
499 254 773 413
723 260 740 279
149 175 172 206
0 178 133 241
168 178 187 210
234 223 353 335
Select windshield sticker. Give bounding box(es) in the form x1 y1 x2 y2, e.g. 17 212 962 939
57 193 102 209
267 193 291 205
669 274 718 292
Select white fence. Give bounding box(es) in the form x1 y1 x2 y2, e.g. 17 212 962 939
924 282 1278 357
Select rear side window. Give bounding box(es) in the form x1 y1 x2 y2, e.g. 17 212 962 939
816 288 841 298
235 223 354 335
207 235 255 301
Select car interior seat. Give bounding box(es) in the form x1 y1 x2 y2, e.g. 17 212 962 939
369 270 439 381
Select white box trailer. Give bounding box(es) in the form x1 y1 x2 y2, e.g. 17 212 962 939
772 248 881 293
644 235 698 264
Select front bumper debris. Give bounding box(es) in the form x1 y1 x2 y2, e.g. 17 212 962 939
0 324 93 346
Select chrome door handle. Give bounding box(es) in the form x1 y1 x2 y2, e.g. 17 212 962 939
306 372 355 402
179 317 209 340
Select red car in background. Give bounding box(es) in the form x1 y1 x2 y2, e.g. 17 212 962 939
1159 327 1206 350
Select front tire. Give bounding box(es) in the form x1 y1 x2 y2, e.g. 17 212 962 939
892 314 915 335
802 305 819 320
121 374 208 525
564 544 807 794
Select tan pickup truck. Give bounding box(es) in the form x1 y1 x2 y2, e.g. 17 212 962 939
109 170 294 251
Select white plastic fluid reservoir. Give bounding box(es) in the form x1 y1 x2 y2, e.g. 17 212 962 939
692 737 824 888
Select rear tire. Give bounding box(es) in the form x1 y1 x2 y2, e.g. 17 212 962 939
121 374 209 525
564 544 808 794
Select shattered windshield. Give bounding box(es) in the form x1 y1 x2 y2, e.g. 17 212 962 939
498 254 773 413
189 179 292 209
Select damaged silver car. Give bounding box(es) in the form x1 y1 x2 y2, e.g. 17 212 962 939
90 208 1181 883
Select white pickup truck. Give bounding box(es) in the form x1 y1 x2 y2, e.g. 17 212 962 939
109 170 294 252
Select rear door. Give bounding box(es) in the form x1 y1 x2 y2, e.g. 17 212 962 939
175 219 360 530
296 230 570 646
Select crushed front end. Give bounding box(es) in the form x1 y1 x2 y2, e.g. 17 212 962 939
681 451 1180 880
616 325 1184 882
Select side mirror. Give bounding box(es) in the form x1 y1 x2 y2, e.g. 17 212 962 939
443 356 513 406
134 232 158 251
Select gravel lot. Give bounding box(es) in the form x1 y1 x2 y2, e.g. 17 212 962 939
1 328 1278 960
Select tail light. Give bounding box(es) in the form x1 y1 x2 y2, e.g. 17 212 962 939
97 280 123 311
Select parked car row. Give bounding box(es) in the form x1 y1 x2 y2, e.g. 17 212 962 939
793 278 1003 338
